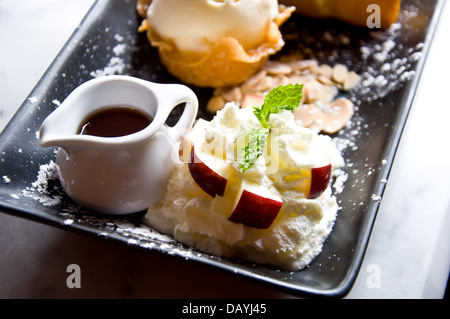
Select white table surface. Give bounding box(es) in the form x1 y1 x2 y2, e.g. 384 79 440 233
0 0 449 299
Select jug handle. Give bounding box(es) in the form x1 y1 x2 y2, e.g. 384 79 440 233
153 83 199 142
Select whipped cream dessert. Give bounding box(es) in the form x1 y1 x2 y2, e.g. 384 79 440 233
147 0 280 53
144 98 345 271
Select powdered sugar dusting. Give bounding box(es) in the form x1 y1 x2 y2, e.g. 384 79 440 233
14 157 176 248
20 160 62 206
2 175 11 184
357 22 423 103
90 56 126 77
90 33 129 78
114 220 175 244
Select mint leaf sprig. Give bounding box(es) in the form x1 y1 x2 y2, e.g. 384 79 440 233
240 128 270 173
240 84 303 173
253 83 304 129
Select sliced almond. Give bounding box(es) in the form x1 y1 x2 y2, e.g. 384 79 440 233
206 56 359 133
332 64 348 84
207 95 226 113
318 64 333 79
288 59 319 73
316 85 338 106
253 76 274 92
264 61 292 75
272 74 289 87
321 98 354 134
286 74 314 86
303 79 322 103
240 70 267 94
293 104 324 131
343 71 361 91
317 75 334 86
220 86 242 102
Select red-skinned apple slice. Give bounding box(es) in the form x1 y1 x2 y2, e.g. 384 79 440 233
241 94 264 109
188 138 283 229
227 179 283 229
309 164 332 199
188 143 232 198
275 163 332 199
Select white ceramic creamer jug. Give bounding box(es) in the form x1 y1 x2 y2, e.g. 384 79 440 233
38 75 198 215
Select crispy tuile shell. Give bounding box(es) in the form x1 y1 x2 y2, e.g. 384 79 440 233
141 5 295 88
136 0 152 18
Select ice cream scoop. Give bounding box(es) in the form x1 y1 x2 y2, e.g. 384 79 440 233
147 0 280 53
137 0 294 88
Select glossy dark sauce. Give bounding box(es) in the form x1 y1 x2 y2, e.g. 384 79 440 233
78 107 152 137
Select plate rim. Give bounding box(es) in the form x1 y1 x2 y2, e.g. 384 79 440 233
0 0 446 298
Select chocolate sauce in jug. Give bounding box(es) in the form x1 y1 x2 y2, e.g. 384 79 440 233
78 107 152 137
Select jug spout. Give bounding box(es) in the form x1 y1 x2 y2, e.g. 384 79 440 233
38 107 83 149
39 125 65 148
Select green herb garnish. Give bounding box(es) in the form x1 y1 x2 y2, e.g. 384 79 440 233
240 128 270 173
253 83 304 129
240 84 303 173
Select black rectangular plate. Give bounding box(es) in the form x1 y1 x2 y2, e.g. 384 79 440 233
0 0 444 298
